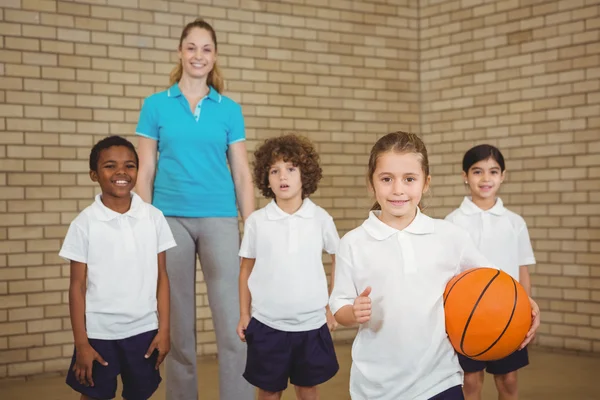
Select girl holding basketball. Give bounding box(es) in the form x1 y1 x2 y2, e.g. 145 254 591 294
445 144 536 400
329 132 540 400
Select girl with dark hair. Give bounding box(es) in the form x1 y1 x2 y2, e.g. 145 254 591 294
446 144 536 400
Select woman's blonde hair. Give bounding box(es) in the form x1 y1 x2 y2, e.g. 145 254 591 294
368 131 430 211
169 18 224 93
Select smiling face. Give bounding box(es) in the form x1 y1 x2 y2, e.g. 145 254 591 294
268 159 303 204
178 27 216 82
371 151 430 230
90 145 138 200
463 157 505 202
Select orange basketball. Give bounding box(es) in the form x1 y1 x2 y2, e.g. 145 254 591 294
444 268 532 361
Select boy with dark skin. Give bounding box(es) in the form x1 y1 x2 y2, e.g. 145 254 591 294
61 136 175 400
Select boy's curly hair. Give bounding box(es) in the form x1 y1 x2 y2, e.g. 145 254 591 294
253 134 322 199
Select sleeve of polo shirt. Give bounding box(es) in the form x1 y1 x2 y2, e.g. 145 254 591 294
322 217 340 254
156 213 177 253
135 96 159 140
227 103 246 145
444 211 456 223
238 213 256 258
458 229 492 273
329 238 357 315
59 222 88 264
517 223 536 266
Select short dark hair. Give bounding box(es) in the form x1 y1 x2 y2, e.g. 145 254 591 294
89 135 139 172
462 144 505 173
253 134 322 199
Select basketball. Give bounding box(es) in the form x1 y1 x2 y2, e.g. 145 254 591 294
444 268 532 361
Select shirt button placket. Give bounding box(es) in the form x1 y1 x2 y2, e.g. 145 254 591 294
397 231 417 274
121 216 136 253
289 217 298 253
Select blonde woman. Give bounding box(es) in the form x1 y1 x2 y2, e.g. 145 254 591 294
135 18 255 400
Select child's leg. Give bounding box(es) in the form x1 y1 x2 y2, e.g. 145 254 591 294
65 340 119 400
493 371 518 400
294 385 319 400
119 330 162 400
462 371 484 400
258 389 283 400
289 324 338 393
487 347 529 400
242 318 292 396
457 354 485 400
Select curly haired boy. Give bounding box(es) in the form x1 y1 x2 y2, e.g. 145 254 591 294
237 134 340 400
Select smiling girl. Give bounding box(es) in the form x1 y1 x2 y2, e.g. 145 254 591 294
329 132 540 400
445 145 536 400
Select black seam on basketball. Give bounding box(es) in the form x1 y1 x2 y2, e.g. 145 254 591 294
464 274 519 358
468 276 519 358
460 269 500 356
443 268 479 305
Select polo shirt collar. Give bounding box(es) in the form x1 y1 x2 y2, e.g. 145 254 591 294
459 196 506 216
92 192 146 221
265 198 316 220
167 83 222 103
362 208 435 240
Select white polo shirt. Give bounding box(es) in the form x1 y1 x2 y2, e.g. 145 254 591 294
59 193 176 340
445 197 536 282
239 198 340 332
330 210 490 400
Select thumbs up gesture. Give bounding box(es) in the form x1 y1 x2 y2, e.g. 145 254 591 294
353 286 372 324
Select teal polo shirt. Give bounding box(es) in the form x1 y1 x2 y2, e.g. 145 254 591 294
135 84 245 218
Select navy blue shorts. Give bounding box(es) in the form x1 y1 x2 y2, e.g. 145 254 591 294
243 318 339 392
428 385 464 400
66 330 161 400
458 346 529 375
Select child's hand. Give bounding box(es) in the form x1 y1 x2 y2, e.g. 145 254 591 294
237 315 251 342
74 343 108 387
326 306 338 332
519 297 541 350
145 330 170 370
353 286 372 324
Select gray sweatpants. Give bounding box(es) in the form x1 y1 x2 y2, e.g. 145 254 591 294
164 217 254 400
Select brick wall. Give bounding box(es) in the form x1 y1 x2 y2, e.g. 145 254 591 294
1 0 599 381
0 0 420 378
421 0 600 353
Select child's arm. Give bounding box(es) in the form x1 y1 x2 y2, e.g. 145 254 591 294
322 216 341 331
237 257 255 341
518 264 540 350
329 242 372 327
333 287 372 326
519 265 532 296
69 261 107 387
516 223 539 348
325 255 338 331
145 251 170 369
